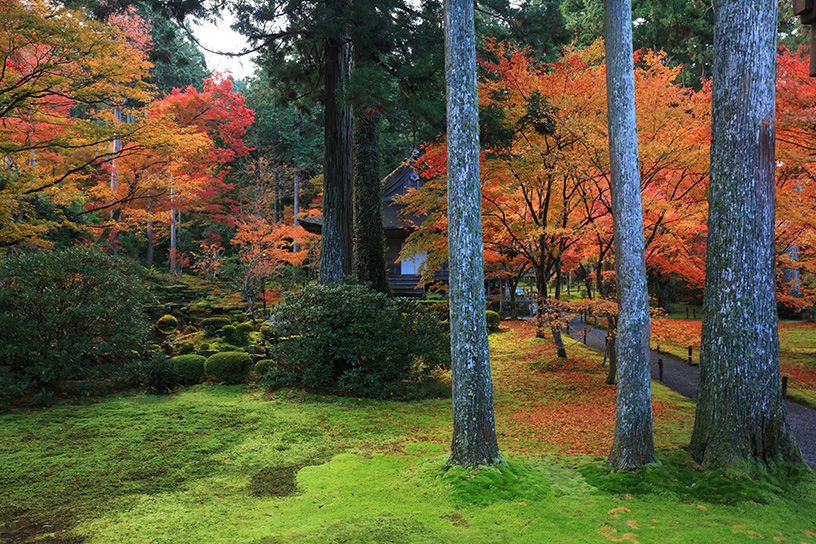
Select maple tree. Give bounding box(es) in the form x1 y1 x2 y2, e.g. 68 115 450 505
0 0 153 248
231 215 316 314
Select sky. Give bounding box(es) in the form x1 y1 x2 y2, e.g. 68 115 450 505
190 13 258 80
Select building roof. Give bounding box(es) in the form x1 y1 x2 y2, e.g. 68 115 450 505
298 151 424 236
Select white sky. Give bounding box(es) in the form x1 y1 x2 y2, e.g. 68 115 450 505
190 13 258 80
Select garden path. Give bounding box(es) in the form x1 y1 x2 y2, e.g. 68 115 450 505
566 317 816 468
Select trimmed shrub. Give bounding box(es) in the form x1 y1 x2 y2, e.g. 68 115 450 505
0 246 152 392
174 340 196 355
202 317 231 335
486 310 501 332
268 282 450 399
418 299 450 324
217 322 252 346
254 359 276 377
260 324 277 342
142 355 178 395
236 321 254 335
169 354 206 385
205 351 252 384
156 314 179 334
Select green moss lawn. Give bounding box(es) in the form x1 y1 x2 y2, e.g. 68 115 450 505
1 322 814 543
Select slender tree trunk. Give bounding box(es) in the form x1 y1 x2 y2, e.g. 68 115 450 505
690 0 801 467
604 0 656 470
534 267 567 357
595 259 604 297
353 108 389 292
274 167 281 223
145 191 154 267
319 27 354 284
444 0 501 467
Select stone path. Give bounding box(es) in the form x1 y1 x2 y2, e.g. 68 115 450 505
566 317 816 468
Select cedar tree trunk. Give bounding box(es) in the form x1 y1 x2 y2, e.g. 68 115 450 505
690 0 801 468
444 0 501 467
319 33 354 283
353 108 389 292
604 0 657 470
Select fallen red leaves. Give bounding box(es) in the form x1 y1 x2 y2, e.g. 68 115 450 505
491 321 688 457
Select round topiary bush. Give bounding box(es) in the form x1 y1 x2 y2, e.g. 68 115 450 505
174 340 195 355
205 351 252 384
254 359 276 377
156 314 179 335
486 310 501 333
236 321 254 335
202 317 231 335
169 354 206 385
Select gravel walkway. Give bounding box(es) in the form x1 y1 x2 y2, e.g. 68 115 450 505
566 317 816 468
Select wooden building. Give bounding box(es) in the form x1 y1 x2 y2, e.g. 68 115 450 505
298 153 448 297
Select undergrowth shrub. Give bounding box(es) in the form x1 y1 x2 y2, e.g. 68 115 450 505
173 340 196 355
205 352 252 384
486 310 501 332
0 246 153 394
142 354 178 395
216 321 253 345
202 317 231 335
169 354 206 385
268 282 450 399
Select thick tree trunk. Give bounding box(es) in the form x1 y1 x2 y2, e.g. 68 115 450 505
604 0 656 471
444 0 501 467
319 31 354 284
690 0 801 467
353 108 389 293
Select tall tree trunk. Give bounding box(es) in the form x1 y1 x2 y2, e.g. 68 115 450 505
604 0 656 471
690 0 801 467
353 108 389 292
319 29 354 284
444 0 501 467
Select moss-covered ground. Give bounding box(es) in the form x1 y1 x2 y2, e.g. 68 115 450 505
1 321 814 543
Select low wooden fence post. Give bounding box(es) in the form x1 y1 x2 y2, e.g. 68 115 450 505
658 358 664 383
688 346 693 366
583 328 588 344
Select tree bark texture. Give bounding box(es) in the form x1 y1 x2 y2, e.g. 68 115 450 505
690 0 801 468
319 33 354 284
604 0 656 471
353 108 389 293
444 0 501 467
